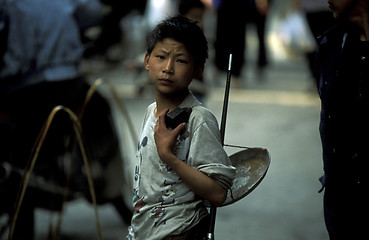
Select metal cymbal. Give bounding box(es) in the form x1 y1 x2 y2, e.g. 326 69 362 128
222 147 271 206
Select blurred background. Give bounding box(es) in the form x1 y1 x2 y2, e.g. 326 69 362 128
0 0 335 239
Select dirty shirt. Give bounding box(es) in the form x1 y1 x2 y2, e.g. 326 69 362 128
127 93 236 240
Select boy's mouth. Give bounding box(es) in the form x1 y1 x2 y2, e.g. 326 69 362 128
159 78 172 84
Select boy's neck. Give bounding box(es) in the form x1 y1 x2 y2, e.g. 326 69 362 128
155 89 189 116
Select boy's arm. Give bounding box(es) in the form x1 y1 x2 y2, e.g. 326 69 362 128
154 109 227 207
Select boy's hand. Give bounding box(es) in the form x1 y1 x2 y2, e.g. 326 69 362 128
154 108 186 163
155 108 227 206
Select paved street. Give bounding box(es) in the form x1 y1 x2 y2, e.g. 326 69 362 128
34 4 329 240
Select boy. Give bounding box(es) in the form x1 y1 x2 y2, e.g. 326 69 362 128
127 16 236 240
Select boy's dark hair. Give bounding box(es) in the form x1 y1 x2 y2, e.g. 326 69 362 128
146 15 208 69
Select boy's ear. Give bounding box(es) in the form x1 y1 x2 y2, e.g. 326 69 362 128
144 52 150 70
193 65 204 79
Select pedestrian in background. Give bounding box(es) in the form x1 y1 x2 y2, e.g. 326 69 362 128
0 1 87 239
315 0 369 239
179 0 208 103
0 1 131 238
214 0 270 87
297 0 335 88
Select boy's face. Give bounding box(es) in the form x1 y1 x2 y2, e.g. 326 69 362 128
144 38 202 96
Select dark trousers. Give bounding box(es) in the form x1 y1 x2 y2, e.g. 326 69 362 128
163 215 211 240
214 0 268 77
323 182 369 239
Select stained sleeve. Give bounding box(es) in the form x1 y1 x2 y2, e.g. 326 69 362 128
187 115 236 190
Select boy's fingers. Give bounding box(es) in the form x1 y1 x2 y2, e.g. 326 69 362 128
157 108 169 125
173 123 186 135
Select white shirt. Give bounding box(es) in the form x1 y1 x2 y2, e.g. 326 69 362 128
127 93 236 240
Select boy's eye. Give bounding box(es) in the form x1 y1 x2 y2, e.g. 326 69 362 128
156 55 165 59
177 59 188 64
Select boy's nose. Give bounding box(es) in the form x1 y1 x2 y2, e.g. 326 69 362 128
162 60 174 74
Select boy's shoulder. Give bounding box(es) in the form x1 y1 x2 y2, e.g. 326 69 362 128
189 103 218 130
180 93 217 123
155 93 219 129
191 104 215 120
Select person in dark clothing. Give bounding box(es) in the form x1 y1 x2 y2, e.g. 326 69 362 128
298 0 336 87
83 0 147 58
315 0 369 239
179 0 207 103
214 0 270 87
0 1 132 238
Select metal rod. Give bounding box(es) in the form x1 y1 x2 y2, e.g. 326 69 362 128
207 53 232 240
220 53 233 145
